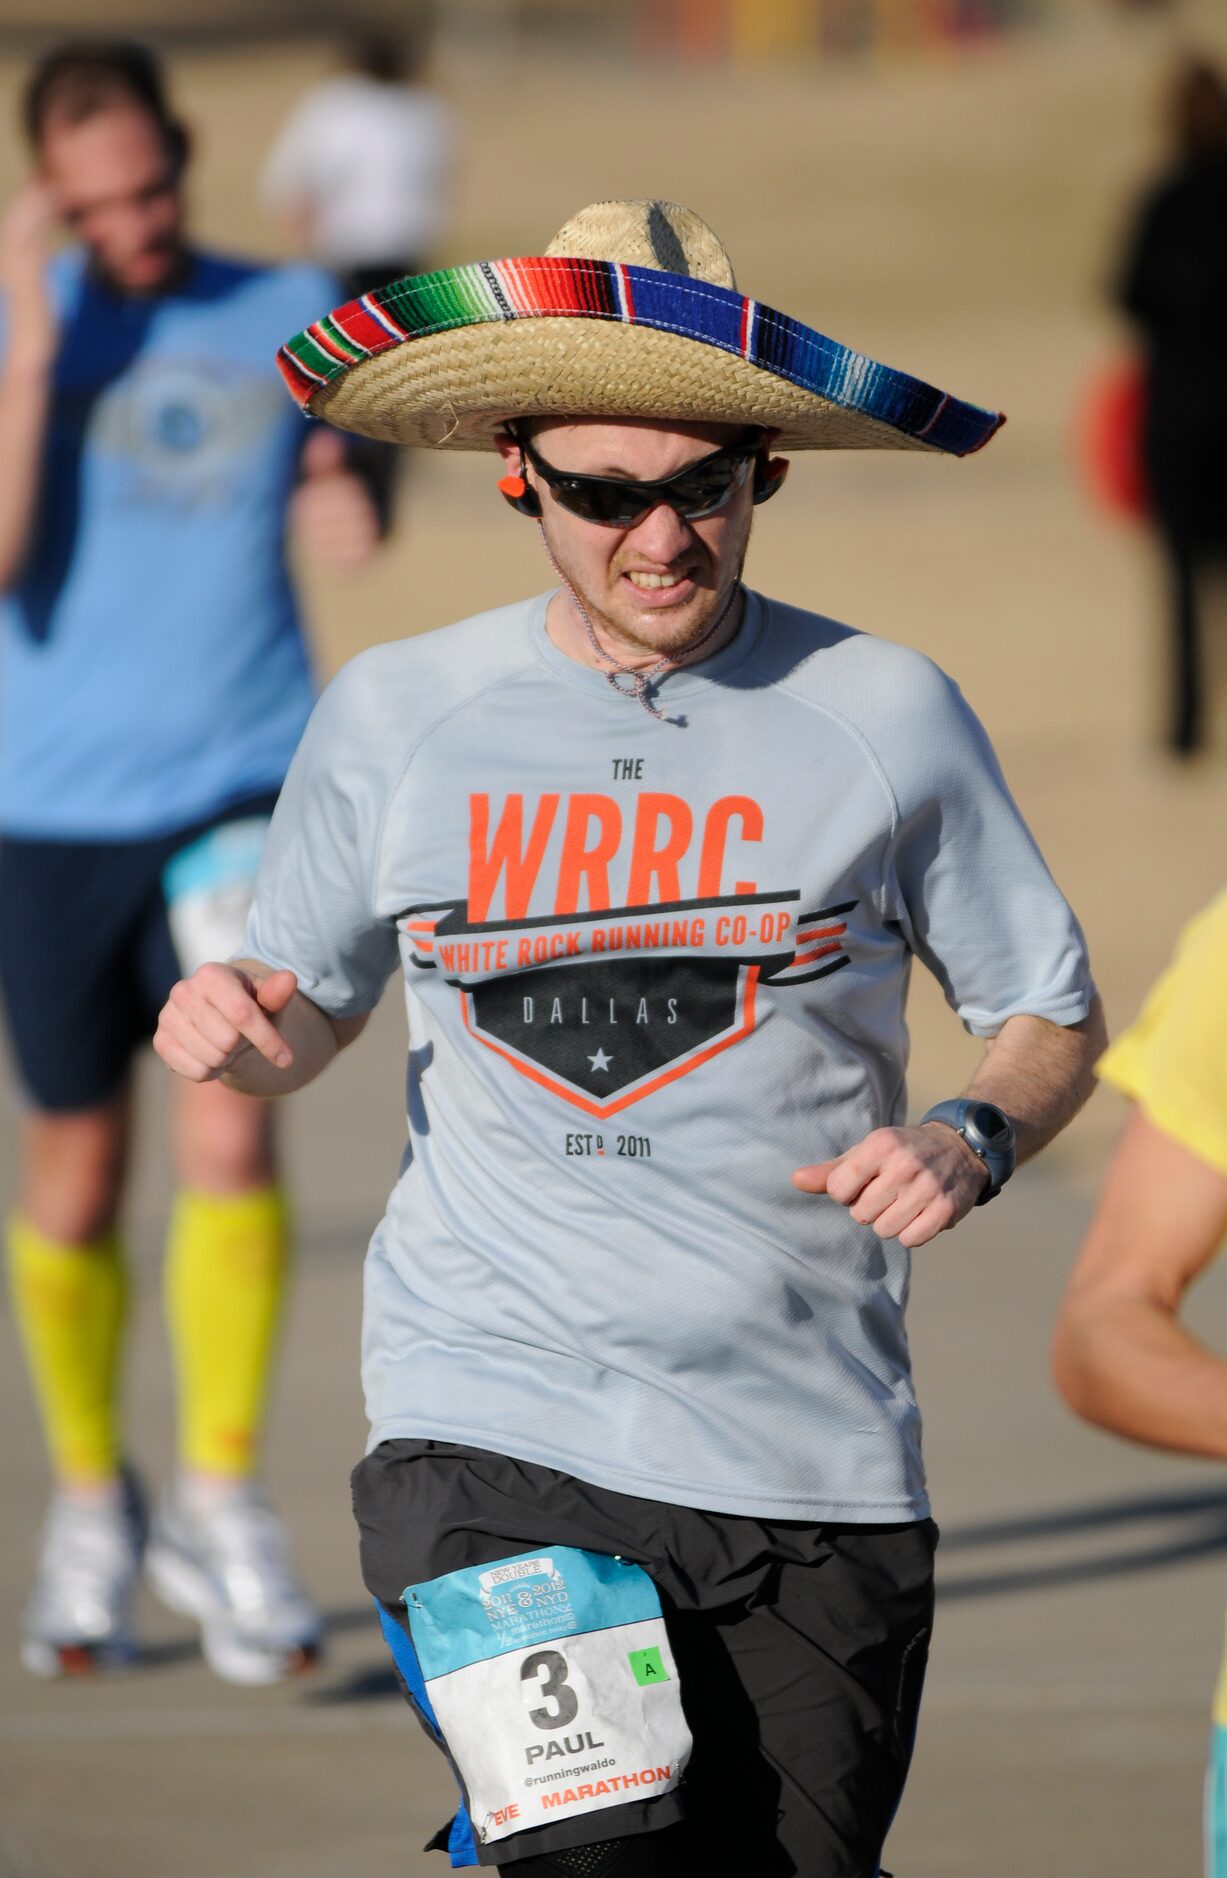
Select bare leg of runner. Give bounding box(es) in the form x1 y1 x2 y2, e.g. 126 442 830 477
144 1076 322 1685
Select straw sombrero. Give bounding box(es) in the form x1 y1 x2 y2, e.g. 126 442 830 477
277 198 1004 458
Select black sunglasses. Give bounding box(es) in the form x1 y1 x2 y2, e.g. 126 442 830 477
519 433 757 528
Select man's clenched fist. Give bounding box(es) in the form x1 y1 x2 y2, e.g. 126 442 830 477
793 1123 988 1249
155 962 298 1083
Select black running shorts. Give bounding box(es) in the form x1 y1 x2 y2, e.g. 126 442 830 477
353 1439 937 1877
0 792 279 1112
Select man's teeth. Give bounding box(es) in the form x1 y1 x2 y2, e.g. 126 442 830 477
627 571 681 589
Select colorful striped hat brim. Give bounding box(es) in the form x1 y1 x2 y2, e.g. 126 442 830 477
277 211 1004 457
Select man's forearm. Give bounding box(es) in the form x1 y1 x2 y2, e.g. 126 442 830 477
0 350 53 592
220 987 341 1097
1054 1294 1227 1460
1053 1105 1227 1461
796 996 1108 1247
958 995 1107 1165
0 184 58 592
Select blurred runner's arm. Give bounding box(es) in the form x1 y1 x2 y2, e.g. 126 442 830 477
794 997 1106 1249
154 958 369 1098
0 181 58 592
291 426 384 571
1052 1105 1227 1457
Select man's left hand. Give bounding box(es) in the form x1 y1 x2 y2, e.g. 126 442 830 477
792 1124 989 1248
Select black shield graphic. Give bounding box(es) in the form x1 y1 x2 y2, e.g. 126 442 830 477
467 957 753 1108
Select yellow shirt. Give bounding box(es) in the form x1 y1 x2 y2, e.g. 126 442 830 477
1099 889 1227 1725
1097 888 1227 1180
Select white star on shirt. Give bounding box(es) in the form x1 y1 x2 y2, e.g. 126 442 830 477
587 1048 613 1073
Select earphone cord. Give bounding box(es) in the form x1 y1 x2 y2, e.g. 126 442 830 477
536 524 741 721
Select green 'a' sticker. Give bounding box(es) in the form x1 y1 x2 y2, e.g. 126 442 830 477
628 1646 668 1686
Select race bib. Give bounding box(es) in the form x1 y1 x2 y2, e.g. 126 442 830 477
162 817 270 977
405 1546 691 1847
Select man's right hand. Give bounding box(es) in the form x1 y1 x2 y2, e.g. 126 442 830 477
0 180 59 367
155 962 298 1083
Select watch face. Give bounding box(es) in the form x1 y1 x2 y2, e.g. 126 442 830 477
969 1102 1010 1142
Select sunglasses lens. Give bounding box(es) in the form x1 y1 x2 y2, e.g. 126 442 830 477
529 443 754 527
551 479 647 525
666 451 752 518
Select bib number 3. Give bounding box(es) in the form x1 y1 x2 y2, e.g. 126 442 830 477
523 1648 579 1729
405 1546 691 1846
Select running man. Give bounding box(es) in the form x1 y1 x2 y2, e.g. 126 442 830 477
1054 889 1227 1873
157 200 1104 1874
1 41 382 1683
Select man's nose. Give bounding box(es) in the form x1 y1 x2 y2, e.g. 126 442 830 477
103 202 155 249
626 500 692 564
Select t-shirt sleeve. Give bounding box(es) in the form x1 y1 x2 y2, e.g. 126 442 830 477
243 655 401 1017
882 661 1095 1036
1097 889 1227 1177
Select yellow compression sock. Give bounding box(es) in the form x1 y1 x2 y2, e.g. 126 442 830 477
165 1186 289 1478
6 1215 127 1485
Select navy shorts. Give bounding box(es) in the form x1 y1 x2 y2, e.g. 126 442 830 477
0 793 278 1113
353 1439 936 1876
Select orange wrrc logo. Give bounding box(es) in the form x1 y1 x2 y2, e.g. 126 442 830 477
400 792 854 1118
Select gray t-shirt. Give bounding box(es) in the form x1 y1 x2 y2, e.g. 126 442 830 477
247 589 1094 1521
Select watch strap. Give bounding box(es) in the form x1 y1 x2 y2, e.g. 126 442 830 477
920 1098 1016 1204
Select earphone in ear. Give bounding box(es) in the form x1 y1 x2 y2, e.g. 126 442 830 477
497 473 542 518
497 463 542 518
752 454 789 506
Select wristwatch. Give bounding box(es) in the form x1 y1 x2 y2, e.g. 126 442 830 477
919 1098 1016 1205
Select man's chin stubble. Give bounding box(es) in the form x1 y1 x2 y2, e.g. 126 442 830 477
600 613 712 661
603 579 747 660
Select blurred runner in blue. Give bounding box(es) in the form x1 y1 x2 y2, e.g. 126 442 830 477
0 40 383 1684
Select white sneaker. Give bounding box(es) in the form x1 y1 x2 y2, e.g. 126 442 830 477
21 1471 146 1677
145 1479 323 1686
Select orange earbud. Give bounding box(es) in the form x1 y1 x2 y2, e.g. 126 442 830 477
498 470 542 517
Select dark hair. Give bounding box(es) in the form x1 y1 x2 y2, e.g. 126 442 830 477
22 39 188 170
1168 55 1227 162
346 33 406 84
344 8 435 87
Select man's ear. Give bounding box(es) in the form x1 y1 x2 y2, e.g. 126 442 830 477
493 428 522 470
493 425 541 517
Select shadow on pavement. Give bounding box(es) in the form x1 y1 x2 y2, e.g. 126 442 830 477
307 1664 402 1705
304 1607 400 1705
937 1487 1227 1601
137 1637 205 1670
